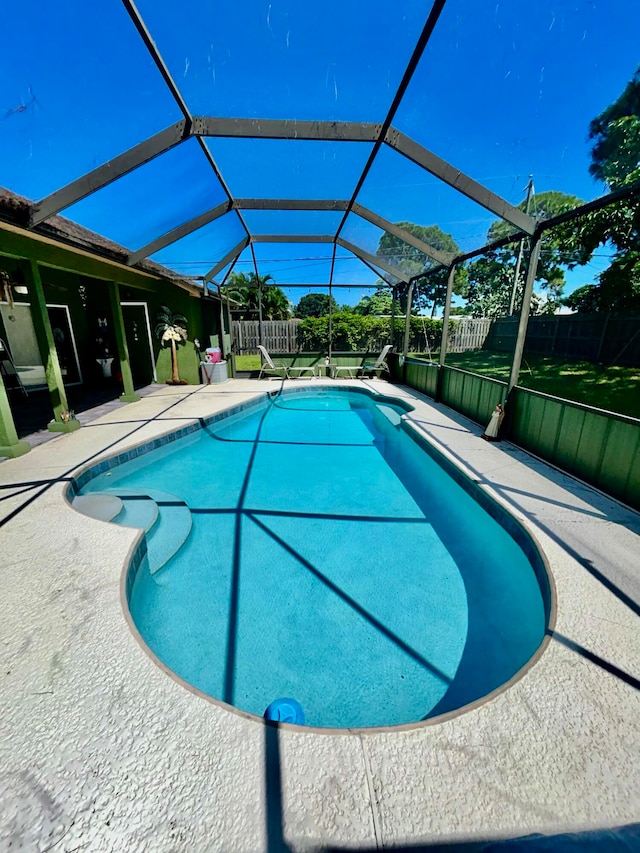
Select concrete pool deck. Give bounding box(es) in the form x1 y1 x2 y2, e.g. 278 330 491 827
0 378 638 851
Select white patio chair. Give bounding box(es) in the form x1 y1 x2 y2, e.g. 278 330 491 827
287 361 316 379
331 360 360 379
358 344 393 378
257 345 289 380
332 344 393 379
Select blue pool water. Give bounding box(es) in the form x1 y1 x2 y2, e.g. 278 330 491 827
78 388 549 728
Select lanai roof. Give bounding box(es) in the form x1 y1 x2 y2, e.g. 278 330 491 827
1 0 637 293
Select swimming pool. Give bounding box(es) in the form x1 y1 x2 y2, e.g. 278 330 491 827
72 387 552 729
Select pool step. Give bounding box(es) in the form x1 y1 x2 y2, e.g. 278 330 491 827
377 404 403 427
87 487 193 575
143 490 192 575
72 493 124 522
109 488 159 533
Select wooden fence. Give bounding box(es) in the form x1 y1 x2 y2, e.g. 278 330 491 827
447 318 492 352
232 320 301 353
233 317 492 355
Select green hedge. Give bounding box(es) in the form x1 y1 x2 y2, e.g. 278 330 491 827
296 312 445 352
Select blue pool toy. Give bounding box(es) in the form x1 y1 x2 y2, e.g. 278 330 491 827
264 698 305 724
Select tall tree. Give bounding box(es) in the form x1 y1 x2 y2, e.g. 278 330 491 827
376 223 466 314
463 254 557 319
580 66 640 312
562 284 603 313
295 293 338 318
463 256 515 319
353 288 393 316
589 68 640 189
463 190 590 317
488 191 590 289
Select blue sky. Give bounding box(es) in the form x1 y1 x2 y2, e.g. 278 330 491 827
1 0 638 308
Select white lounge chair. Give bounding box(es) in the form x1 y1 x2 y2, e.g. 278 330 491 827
288 364 316 379
331 360 360 378
332 345 392 379
257 346 316 380
257 345 288 380
358 344 392 377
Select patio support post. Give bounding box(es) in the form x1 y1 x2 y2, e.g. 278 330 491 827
107 281 140 402
507 234 542 395
257 286 264 347
0 372 30 457
402 281 415 378
224 294 236 377
508 177 534 316
390 286 396 349
508 238 527 316
217 259 239 379
328 291 333 363
328 243 337 364
250 245 265 347
24 259 81 433
218 295 227 360
436 264 456 401
439 264 456 367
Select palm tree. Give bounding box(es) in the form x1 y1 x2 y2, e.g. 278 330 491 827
263 285 292 320
154 306 188 385
223 273 291 320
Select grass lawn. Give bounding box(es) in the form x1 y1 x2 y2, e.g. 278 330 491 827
440 351 640 420
234 354 262 371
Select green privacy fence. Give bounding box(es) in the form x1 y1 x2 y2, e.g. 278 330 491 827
404 358 439 398
510 388 640 510
395 356 640 513
485 313 640 366
399 358 506 426
440 366 507 427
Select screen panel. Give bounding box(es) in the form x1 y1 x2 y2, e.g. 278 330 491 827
211 260 240 287
0 0 180 201
341 213 386 256
251 242 335 285
150 212 247 278
204 139 373 199
134 0 432 122
332 249 387 287
64 139 229 250
222 246 257 287
242 210 344 237
357 145 505 255
393 0 639 205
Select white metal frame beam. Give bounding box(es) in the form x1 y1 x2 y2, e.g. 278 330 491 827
251 235 334 243
30 121 189 226
193 117 380 142
121 0 251 245
28 0 536 278
336 238 410 283
31 122 535 249
235 199 349 211
125 197 458 268
384 128 536 235
127 200 233 265
351 203 454 266
203 238 249 283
